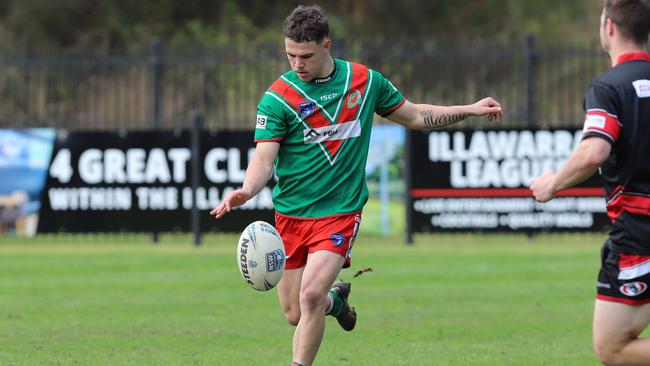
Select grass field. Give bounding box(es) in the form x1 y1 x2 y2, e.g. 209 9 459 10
358 198 405 235
0 232 637 365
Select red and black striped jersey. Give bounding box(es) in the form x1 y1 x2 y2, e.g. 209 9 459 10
582 52 650 254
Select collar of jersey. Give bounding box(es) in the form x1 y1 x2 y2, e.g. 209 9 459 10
617 52 650 65
280 59 351 125
311 60 336 84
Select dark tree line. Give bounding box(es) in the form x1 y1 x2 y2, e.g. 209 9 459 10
0 0 601 51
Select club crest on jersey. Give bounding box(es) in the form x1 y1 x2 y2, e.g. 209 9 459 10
346 89 361 108
620 282 648 296
331 232 345 247
299 101 315 118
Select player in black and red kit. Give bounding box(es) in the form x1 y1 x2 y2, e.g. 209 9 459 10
531 1 650 364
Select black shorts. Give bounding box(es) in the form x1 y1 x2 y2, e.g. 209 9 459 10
597 241 650 305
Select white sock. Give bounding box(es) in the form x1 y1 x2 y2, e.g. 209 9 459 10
324 292 333 314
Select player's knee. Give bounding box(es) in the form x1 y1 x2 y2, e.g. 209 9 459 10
594 339 624 366
299 287 326 313
595 351 621 366
285 313 301 326
281 304 301 326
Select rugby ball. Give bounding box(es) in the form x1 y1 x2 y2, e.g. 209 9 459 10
237 221 285 291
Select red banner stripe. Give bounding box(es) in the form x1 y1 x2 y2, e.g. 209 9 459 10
409 187 604 198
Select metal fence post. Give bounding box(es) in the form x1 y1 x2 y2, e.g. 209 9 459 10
524 33 537 242
524 33 537 129
150 38 163 129
150 38 163 244
380 138 390 236
405 130 414 245
191 112 203 246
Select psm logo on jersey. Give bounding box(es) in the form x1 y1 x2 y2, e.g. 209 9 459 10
619 281 648 296
299 101 315 118
346 89 361 108
331 233 345 247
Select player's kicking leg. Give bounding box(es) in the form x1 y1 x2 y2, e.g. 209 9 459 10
291 250 345 366
593 300 650 365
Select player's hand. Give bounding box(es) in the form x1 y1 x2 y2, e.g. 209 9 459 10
210 188 252 219
530 170 557 202
469 97 503 122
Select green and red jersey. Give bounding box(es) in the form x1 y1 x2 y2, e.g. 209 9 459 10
255 58 405 218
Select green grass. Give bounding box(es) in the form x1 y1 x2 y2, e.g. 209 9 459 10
359 198 405 235
0 233 621 365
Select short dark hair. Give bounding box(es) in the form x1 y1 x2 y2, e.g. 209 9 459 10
604 0 650 45
282 5 329 43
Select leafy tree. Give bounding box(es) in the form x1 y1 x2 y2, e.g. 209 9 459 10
0 0 602 51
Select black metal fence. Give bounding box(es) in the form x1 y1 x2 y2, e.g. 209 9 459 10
0 36 609 130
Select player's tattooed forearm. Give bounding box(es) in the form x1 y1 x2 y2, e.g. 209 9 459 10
421 111 466 129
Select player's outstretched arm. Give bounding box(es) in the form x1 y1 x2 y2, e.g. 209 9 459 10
210 141 279 219
530 137 611 202
384 97 503 130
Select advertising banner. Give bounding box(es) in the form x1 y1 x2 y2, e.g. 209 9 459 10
35 130 273 233
408 129 610 232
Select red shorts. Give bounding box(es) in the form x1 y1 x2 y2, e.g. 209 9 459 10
275 212 361 270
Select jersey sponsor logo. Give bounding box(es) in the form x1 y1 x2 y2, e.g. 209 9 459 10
256 115 268 129
321 93 338 101
346 89 362 108
305 128 321 139
303 119 361 144
330 232 345 247
633 79 650 98
619 281 648 296
596 281 611 289
583 114 606 130
313 75 332 84
299 101 315 118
